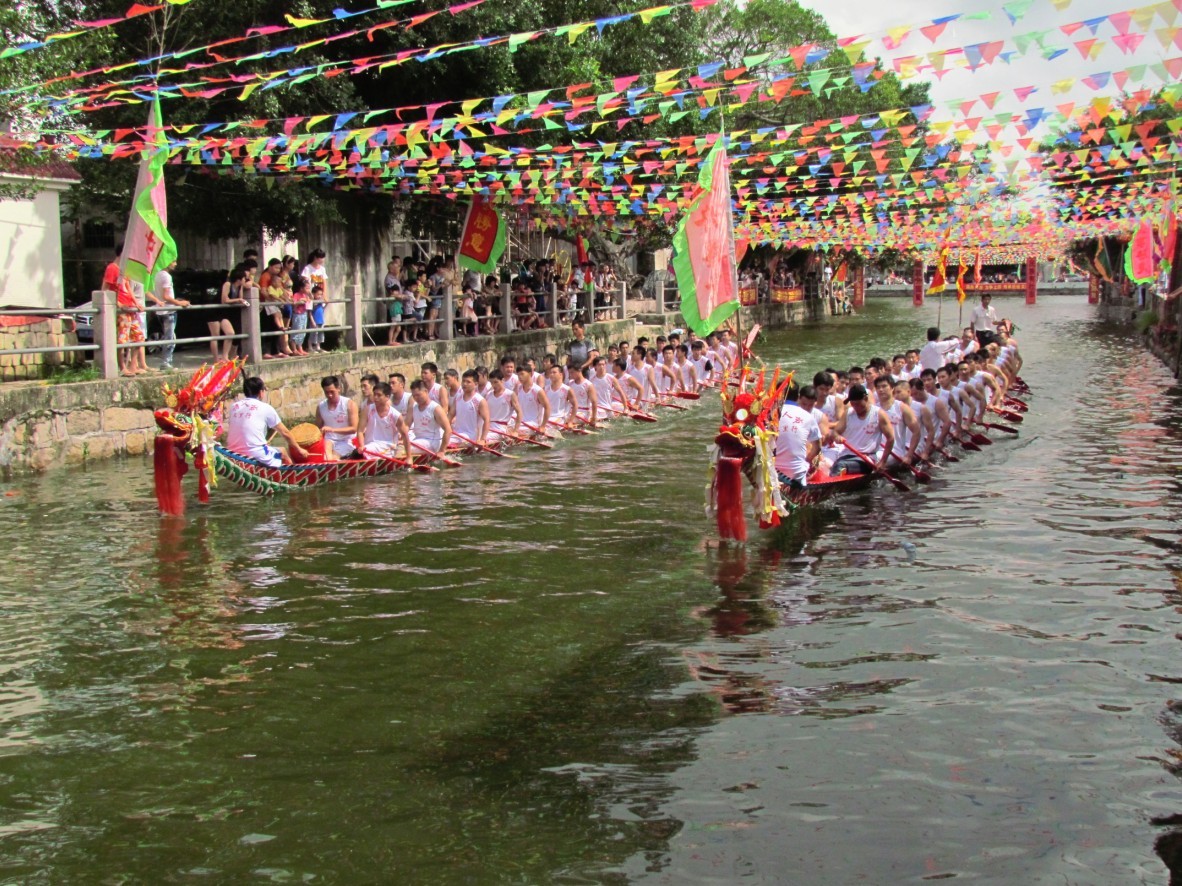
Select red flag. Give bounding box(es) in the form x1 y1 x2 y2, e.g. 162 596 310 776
927 246 949 294
457 196 506 274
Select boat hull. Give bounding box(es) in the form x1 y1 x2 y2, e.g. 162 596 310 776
211 446 406 495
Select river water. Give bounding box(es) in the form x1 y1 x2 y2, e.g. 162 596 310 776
2 296 1181 884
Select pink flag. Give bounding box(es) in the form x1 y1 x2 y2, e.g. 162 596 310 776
674 141 738 336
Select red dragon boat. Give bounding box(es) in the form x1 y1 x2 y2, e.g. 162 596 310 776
705 356 1026 543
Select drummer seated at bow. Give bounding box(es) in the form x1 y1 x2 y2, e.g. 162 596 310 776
225 376 308 465
774 382 822 491
315 375 360 462
831 383 895 476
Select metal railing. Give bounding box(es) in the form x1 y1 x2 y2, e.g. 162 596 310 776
0 279 632 381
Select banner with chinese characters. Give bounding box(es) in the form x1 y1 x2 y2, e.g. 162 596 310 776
457 197 507 275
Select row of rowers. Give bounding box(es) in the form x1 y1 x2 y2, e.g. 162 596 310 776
773 328 1024 488
226 335 742 466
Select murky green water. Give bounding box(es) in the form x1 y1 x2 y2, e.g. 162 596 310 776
2 297 1181 884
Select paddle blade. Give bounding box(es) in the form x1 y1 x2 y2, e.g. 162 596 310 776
631 412 659 423
673 391 702 400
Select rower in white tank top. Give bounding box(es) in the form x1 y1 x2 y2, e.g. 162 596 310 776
820 393 839 422
428 382 445 404
504 373 521 393
486 388 515 425
392 391 411 415
885 400 910 459
570 378 595 420
692 356 712 385
450 392 484 445
842 405 883 459
518 384 546 427
360 402 402 458
411 400 444 450
318 397 355 458
364 403 400 445
546 382 571 422
591 374 616 415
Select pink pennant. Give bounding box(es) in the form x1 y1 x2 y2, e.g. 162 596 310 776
1014 85 1037 101
1112 33 1144 53
1108 11 1133 34
920 22 948 42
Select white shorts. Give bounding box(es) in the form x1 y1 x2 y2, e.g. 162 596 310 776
249 445 284 467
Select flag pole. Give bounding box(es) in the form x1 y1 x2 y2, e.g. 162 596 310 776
720 130 742 372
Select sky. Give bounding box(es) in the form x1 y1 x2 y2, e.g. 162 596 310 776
799 0 1173 161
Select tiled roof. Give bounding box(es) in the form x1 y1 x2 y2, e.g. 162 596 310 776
0 134 81 182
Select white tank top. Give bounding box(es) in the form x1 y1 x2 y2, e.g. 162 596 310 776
365 403 400 445
657 364 675 393
886 400 909 456
678 362 695 389
912 398 932 449
487 389 514 424
546 383 571 420
843 405 882 456
452 392 484 439
392 391 411 415
821 394 838 422
692 356 711 382
429 382 444 404
505 374 521 393
411 400 443 447
518 385 544 425
626 362 646 392
318 397 354 454
591 375 615 411
571 379 593 415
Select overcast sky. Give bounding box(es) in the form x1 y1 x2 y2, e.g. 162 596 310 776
800 0 1170 154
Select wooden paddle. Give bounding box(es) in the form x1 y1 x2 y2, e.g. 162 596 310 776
641 397 689 411
903 460 932 483
1003 397 1028 412
548 417 597 435
601 403 659 423
409 439 463 467
991 406 1023 423
489 421 554 449
520 420 561 440
838 438 911 492
976 420 1018 435
934 445 960 463
450 430 519 458
672 391 701 401
950 433 982 452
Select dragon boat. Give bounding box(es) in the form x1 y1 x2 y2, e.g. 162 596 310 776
705 356 1027 543
153 359 707 517
152 360 435 516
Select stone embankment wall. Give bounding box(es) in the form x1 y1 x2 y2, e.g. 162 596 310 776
0 320 634 475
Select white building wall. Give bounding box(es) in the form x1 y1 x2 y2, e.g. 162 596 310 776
0 176 72 310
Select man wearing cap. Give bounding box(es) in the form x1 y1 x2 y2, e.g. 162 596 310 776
831 383 895 476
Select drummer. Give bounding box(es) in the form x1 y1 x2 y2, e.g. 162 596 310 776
225 376 307 465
